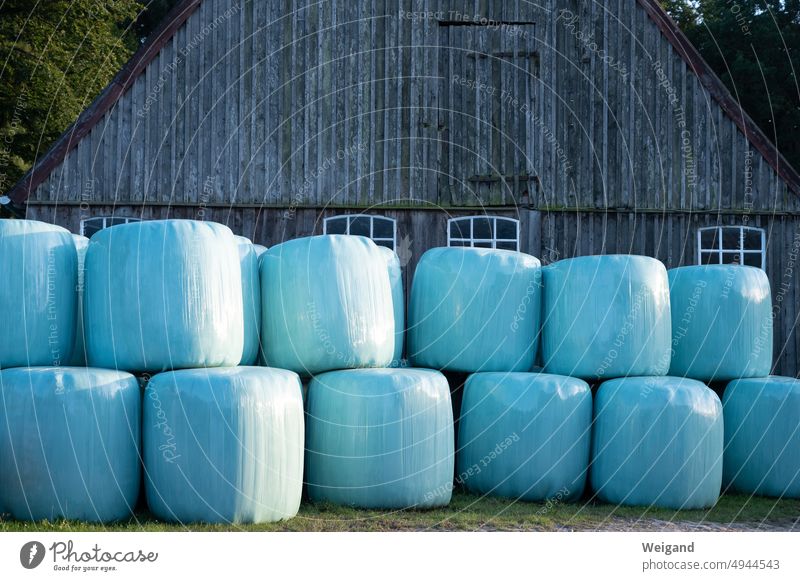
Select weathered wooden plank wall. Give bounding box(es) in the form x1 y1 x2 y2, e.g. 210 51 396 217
26 0 798 213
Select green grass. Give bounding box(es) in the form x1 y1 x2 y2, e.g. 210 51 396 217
1 492 798 532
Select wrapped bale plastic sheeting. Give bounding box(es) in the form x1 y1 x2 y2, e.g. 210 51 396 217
252 241 269 365
457 373 591 502
236 236 262 365
543 255 671 380
68 234 89 366
591 377 723 509
306 368 454 509
0 367 140 522
260 235 394 375
379 246 405 366
723 377 800 498
409 248 542 373
0 220 77 368
85 220 244 372
252 244 268 367
668 266 772 381
144 367 304 524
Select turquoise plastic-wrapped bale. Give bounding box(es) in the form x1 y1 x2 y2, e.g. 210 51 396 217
144 367 304 524
409 247 542 373
236 236 262 365
260 235 394 375
668 265 772 381
379 246 405 366
306 368 454 509
253 243 268 257
723 377 800 498
0 367 140 522
85 220 244 372
0 220 77 368
591 377 723 509
457 373 591 502
68 234 89 366
543 255 671 380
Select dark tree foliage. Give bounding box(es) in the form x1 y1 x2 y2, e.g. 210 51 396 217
133 0 181 41
661 0 800 171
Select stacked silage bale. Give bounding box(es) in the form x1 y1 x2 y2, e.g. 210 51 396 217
0 220 78 369
144 367 304 523
0 220 145 522
0 367 141 522
77 220 304 525
263 235 454 509
0 219 304 524
541 255 724 509
407 247 592 503
668 265 772 381
84 220 245 372
409 247 543 373
2 212 797 524
668 265 797 500
722 377 800 499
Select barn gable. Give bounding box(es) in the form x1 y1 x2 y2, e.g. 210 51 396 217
4 0 799 214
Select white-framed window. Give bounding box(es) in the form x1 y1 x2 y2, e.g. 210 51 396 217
323 214 397 250
697 226 766 269
80 217 141 238
448 216 520 251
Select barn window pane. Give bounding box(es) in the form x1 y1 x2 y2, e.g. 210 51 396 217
325 217 348 234
697 226 766 270
700 228 719 249
721 228 740 250
372 217 394 239
82 220 104 238
450 220 470 239
743 253 762 268
721 253 741 265
323 214 397 251
496 218 517 240
349 216 371 237
743 229 762 251
700 252 720 265
472 218 492 239
447 216 520 251
80 217 140 238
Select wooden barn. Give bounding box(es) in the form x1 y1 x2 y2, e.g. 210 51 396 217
3 0 800 374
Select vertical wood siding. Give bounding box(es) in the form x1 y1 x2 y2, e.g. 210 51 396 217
26 0 797 213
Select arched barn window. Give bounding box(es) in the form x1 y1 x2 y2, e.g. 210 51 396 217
448 216 520 251
323 214 397 251
80 217 141 238
697 226 766 269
